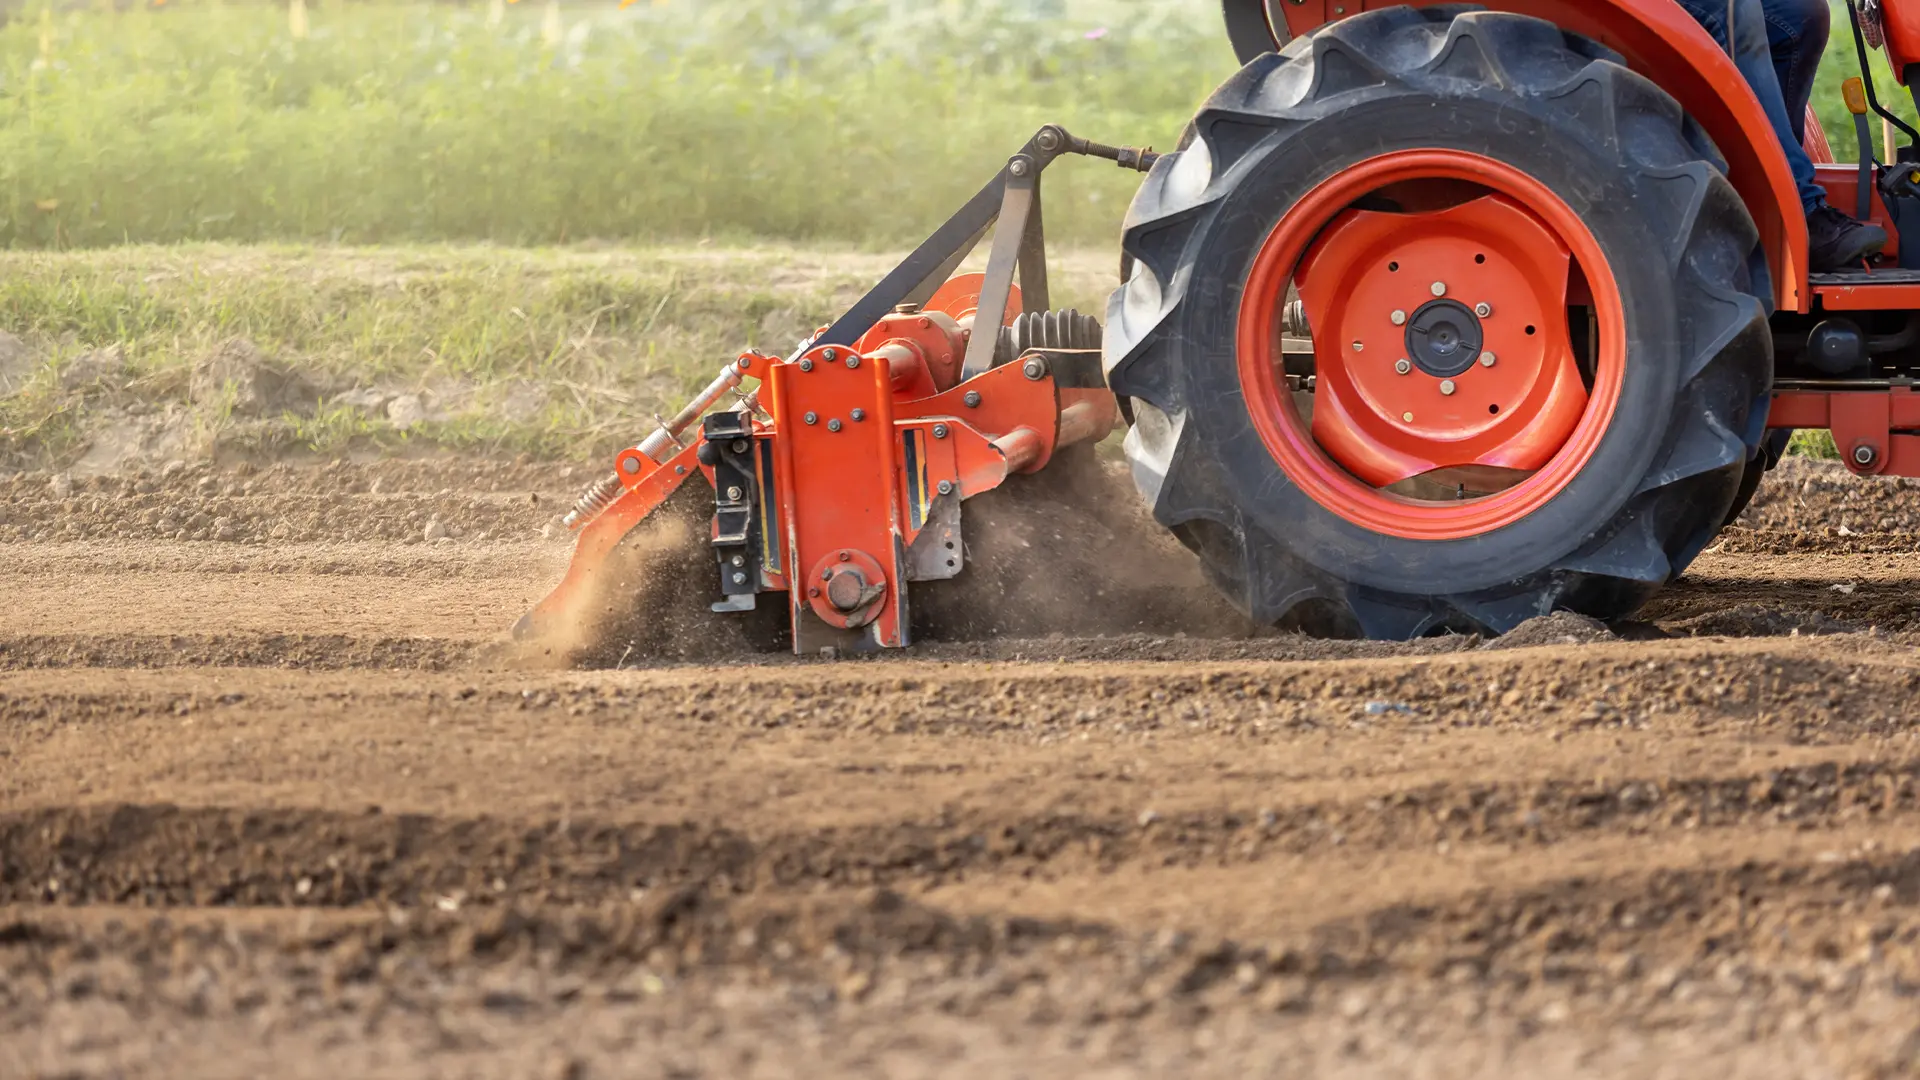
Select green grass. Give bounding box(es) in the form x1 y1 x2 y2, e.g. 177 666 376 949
0 0 1230 250
0 242 1123 465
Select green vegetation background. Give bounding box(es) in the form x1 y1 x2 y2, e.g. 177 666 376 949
0 0 1908 249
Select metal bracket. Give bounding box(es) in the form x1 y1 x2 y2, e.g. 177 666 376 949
703 411 762 612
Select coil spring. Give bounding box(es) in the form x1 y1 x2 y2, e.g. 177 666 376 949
562 473 623 530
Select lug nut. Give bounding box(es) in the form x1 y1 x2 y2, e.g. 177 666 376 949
1394 359 1412 375
1431 282 1447 297
1480 352 1496 368
851 408 866 421
1475 302 1493 318
964 391 982 408
827 418 843 432
804 412 818 425
937 480 954 496
933 424 949 439
1439 380 1456 396
1391 310 1407 326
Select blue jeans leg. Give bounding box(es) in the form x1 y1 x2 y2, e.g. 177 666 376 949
1676 0 1828 212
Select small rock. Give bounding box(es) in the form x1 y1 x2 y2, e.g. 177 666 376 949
540 522 558 540
1362 701 1411 716
1138 808 1161 828
161 459 188 479
387 394 427 430
48 472 72 498
423 519 450 542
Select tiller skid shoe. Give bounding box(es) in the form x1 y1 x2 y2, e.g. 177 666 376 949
517 126 1151 654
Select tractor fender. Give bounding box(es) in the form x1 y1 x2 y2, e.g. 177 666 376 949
1220 0 1809 312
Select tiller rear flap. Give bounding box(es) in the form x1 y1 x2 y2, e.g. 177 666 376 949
516 125 1154 654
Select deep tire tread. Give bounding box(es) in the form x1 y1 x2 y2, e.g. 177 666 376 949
1108 6 1771 639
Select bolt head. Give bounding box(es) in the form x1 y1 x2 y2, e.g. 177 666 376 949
1439 379 1456 396
1479 352 1496 368
1022 358 1047 380
845 355 860 369
730 554 745 567
1402 411 1415 422
731 572 747 584
1391 310 1408 326
827 419 843 432
1431 282 1447 297
964 391 982 408
851 408 866 421
839 551 851 562
932 424 949 439
804 412 818 425
736 356 751 370
1855 445 1878 465
937 480 954 496
1351 340 1364 353
1009 158 1031 177
823 348 837 362
1394 359 1412 375
893 302 921 315
726 485 743 500
798 358 814 372
621 457 641 474
1474 302 1493 318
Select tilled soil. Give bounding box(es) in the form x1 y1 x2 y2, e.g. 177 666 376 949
6 456 1920 1078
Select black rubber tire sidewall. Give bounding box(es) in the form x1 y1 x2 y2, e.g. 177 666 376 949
1177 94 1716 597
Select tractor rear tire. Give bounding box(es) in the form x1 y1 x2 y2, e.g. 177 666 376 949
1105 7 1773 638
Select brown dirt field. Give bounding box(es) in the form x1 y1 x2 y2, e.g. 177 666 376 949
7 456 1920 1079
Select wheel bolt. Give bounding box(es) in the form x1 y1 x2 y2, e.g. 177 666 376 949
1480 352 1496 368
1352 340 1364 352
1475 302 1493 318
1431 282 1447 297
1391 310 1407 326
1439 380 1457 396
1394 359 1412 375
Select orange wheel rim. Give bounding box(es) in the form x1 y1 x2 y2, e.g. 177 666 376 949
1236 149 1627 542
